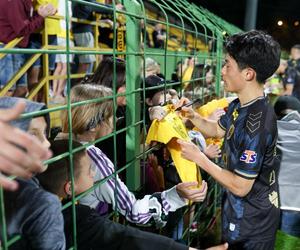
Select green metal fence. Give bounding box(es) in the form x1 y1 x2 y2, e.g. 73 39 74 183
0 0 241 249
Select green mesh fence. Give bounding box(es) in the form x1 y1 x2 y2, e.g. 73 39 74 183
0 0 241 249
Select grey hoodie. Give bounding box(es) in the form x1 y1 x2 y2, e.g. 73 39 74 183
0 97 65 250
277 111 300 211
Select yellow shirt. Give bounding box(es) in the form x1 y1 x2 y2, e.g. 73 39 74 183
146 105 201 186
196 98 229 117
195 98 229 146
34 0 61 35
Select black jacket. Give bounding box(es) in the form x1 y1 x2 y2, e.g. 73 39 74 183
63 203 188 250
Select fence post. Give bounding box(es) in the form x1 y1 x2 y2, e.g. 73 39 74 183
124 0 142 191
215 33 223 96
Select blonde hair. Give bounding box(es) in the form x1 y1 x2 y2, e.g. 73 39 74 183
62 84 113 134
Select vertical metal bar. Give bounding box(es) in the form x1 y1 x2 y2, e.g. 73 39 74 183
215 33 223 96
164 0 200 100
42 26 49 104
149 0 169 103
0 187 7 250
112 0 120 221
134 0 147 191
64 0 77 248
124 0 141 191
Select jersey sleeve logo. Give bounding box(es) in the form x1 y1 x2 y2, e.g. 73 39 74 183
240 150 257 163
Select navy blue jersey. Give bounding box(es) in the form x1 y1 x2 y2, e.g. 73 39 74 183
218 97 280 244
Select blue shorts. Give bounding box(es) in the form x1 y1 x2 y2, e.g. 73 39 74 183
0 45 27 91
27 34 57 70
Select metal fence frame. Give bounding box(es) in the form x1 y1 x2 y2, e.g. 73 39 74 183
0 0 241 249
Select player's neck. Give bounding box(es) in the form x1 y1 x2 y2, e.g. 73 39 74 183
237 82 264 106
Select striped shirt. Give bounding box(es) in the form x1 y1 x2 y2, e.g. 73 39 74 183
79 145 186 227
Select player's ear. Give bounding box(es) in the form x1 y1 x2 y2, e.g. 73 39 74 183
244 68 256 82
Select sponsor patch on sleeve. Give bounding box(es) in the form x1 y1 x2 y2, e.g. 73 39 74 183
240 150 257 164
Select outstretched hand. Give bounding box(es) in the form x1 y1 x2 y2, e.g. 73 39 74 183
176 180 207 202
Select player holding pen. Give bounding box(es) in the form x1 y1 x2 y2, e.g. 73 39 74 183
177 30 281 250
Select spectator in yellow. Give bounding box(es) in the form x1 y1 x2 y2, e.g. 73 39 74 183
182 57 195 90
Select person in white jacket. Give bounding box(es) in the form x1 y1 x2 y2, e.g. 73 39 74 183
58 84 208 227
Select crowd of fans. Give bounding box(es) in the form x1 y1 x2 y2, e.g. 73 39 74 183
0 0 299 249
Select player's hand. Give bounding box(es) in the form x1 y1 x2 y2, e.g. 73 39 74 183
176 98 197 120
177 139 204 166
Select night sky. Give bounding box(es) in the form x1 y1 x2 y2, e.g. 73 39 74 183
193 0 300 50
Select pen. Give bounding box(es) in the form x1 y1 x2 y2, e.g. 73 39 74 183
175 98 201 111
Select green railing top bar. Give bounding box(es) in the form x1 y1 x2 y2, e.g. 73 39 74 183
0 48 212 57
169 0 208 40
161 0 202 60
193 4 242 35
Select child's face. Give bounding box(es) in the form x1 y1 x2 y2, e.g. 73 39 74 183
206 68 214 84
75 153 95 194
28 117 50 150
152 91 172 106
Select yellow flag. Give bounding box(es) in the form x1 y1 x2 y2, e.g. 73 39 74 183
146 108 201 185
